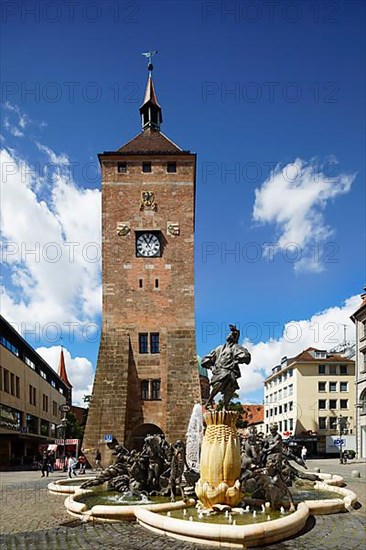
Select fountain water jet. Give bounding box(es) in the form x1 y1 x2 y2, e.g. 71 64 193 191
185 403 203 471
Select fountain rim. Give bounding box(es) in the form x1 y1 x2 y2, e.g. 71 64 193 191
135 502 310 548
65 489 196 522
47 476 97 495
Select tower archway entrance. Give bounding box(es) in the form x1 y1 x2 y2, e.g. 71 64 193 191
128 423 164 451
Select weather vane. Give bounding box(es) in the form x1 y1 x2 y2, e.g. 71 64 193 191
142 50 158 75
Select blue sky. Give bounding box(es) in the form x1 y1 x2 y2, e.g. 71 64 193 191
1 0 365 404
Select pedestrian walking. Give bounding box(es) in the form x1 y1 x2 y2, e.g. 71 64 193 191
41 451 50 477
342 450 349 464
67 455 78 478
301 446 307 463
49 451 56 473
94 449 103 471
78 453 87 474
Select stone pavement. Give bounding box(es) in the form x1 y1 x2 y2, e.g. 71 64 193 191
0 459 365 549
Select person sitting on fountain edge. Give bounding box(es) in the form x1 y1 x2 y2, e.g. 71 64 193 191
202 324 251 410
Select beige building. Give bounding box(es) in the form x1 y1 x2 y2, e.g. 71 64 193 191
264 347 355 456
0 315 70 468
351 291 366 458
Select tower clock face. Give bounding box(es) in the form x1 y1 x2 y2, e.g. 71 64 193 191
136 233 161 257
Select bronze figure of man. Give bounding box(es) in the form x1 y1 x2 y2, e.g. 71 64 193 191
202 324 251 409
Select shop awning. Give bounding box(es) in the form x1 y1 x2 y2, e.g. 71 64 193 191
47 444 58 451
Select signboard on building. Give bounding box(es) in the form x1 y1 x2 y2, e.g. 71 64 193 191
326 435 356 454
104 434 113 442
55 438 79 445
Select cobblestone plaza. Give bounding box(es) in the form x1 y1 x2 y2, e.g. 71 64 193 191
1 459 365 549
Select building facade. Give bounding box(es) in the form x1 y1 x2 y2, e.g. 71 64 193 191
83 64 202 463
264 347 355 456
0 316 69 468
351 291 366 458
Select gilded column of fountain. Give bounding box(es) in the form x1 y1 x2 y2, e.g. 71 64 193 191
196 410 242 508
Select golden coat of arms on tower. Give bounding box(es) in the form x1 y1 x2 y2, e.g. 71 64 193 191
140 191 157 211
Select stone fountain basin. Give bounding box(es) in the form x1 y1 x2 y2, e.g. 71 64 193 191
307 481 357 514
63 478 357 547
48 477 96 495
65 488 196 522
135 503 309 548
133 481 357 548
316 473 344 487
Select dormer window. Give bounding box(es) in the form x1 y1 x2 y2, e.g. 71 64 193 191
314 350 327 359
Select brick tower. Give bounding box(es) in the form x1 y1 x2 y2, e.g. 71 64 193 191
83 58 202 464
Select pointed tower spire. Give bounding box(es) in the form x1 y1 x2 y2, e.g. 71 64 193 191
58 347 72 388
140 51 162 131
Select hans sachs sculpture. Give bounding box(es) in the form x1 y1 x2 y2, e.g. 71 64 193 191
202 325 251 409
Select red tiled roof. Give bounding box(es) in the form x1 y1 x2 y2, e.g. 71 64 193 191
57 348 72 388
290 347 354 363
241 404 264 425
116 128 184 154
265 346 354 382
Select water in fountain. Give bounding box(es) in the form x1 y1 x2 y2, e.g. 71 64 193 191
77 491 169 508
185 403 203 470
168 506 287 525
109 492 152 505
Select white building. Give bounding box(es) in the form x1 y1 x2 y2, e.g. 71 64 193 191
264 347 355 456
351 291 366 458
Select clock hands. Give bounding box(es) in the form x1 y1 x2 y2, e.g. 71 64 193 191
136 233 160 257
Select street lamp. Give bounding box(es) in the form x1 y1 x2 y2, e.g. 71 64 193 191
57 416 67 471
57 403 70 472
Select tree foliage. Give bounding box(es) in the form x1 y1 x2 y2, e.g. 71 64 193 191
216 393 248 429
66 412 84 439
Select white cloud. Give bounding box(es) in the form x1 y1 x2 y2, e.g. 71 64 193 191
252 158 356 273
36 346 93 406
3 117 24 138
3 101 45 131
237 294 359 402
0 145 102 332
35 141 69 166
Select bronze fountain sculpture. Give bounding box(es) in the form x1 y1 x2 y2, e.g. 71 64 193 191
82 325 319 511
